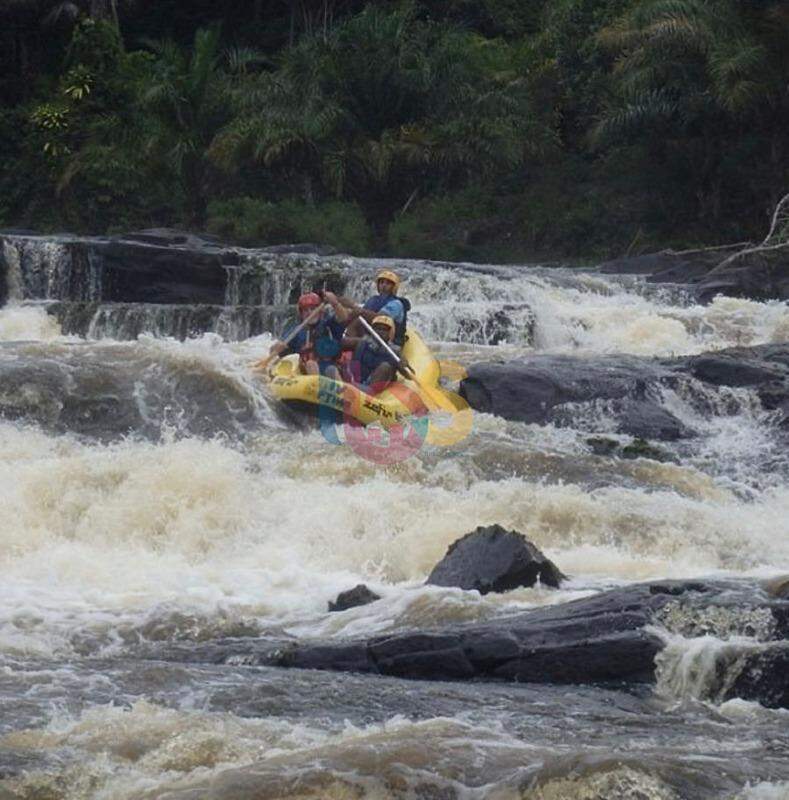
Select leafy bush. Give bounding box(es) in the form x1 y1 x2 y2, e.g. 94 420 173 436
387 189 501 261
207 197 372 254
387 176 639 263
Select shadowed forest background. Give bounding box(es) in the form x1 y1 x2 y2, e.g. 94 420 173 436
2 0 788 261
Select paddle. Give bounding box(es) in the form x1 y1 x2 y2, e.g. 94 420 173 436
437 360 467 381
250 303 326 375
357 317 473 446
357 316 458 414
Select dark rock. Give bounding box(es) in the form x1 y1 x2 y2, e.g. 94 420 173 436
0 341 263 440
686 353 786 387
682 345 789 421
598 244 789 303
495 629 661 684
370 632 475 679
456 304 531 346
271 641 374 673
586 436 621 456
0 232 234 305
764 575 789 600
459 355 692 440
725 647 789 710
328 584 381 612
613 398 691 441
261 243 340 256
620 438 673 462
96 238 229 304
599 250 728 282
696 249 789 304
459 355 668 424
426 524 565 593
460 345 789 439
588 436 673 462
250 580 740 685
148 579 789 704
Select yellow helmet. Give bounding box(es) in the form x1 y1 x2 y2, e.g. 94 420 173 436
375 269 400 294
371 314 396 341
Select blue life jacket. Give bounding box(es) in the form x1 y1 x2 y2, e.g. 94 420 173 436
363 295 410 346
283 316 344 361
353 339 398 384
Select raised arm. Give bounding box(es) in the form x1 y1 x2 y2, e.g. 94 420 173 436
337 295 379 323
321 291 350 323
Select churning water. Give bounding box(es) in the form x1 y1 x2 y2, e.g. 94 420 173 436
0 238 788 799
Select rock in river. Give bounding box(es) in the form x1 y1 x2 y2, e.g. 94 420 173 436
328 584 381 612
459 344 789 441
426 524 565 593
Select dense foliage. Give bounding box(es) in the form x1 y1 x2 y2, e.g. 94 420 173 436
2 0 788 259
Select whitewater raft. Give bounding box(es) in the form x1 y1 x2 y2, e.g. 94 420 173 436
268 330 450 428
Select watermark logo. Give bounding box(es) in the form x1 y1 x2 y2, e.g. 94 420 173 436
316 361 473 464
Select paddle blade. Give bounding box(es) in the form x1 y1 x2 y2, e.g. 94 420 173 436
438 360 468 381
406 378 473 447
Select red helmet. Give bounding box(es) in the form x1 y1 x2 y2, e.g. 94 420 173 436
297 292 321 312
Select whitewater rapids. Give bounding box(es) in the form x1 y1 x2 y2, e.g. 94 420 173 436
0 254 788 800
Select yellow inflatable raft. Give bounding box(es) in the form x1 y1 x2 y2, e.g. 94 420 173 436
269 329 448 429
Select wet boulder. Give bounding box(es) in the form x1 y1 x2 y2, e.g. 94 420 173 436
685 350 788 387
459 355 668 424
255 580 735 685
586 437 675 463
459 355 692 441
459 345 789 440
679 345 789 423
597 245 789 302
696 249 789 304
597 397 690 441
0 341 263 440
328 585 381 612
599 250 726 283
426 525 565 593
725 647 789 710
764 575 789 600
155 579 789 699
97 235 231 304
453 304 534 346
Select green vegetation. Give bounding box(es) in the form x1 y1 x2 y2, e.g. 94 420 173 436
2 0 788 261
207 197 371 253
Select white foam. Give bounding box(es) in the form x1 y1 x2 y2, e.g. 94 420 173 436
0 304 63 341
1 418 788 657
735 782 789 800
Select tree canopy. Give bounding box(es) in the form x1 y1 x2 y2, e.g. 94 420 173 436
1 0 788 259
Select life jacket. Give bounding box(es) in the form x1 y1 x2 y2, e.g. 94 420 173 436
298 318 342 366
364 295 410 346
352 339 397 384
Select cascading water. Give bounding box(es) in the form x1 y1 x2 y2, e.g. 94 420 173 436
0 233 788 800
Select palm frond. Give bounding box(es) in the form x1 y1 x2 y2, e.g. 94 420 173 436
590 89 679 147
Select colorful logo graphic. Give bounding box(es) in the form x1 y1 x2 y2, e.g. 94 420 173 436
316 361 473 464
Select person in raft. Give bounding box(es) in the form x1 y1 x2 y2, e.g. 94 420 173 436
266 290 349 377
343 314 403 389
340 268 410 347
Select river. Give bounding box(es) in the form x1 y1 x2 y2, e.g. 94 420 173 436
0 236 788 799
